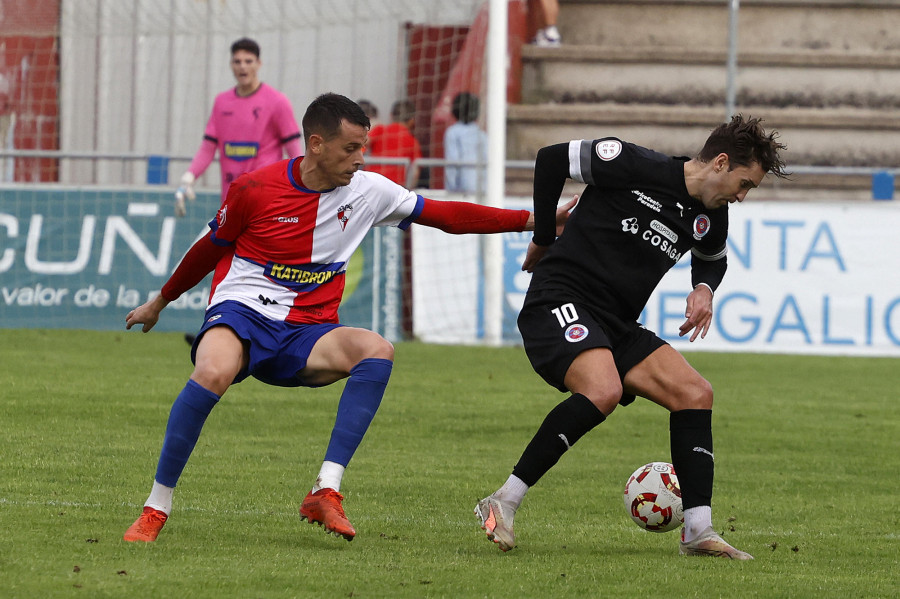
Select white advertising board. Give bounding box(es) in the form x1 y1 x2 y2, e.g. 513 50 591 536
413 199 900 357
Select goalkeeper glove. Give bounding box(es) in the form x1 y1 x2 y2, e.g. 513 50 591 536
174 171 196 217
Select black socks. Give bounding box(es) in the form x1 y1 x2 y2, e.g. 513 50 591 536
670 409 714 510
512 394 606 486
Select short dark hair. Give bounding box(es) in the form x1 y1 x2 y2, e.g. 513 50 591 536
451 92 480 124
231 38 260 58
699 114 788 178
303 93 371 145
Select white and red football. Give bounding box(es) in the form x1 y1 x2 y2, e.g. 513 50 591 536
623 462 684 533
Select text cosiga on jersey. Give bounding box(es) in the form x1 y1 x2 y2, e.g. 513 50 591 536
596 139 622 161
693 214 711 240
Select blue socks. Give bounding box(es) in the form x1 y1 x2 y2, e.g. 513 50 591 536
155 379 220 487
323 358 393 466
153 358 392 487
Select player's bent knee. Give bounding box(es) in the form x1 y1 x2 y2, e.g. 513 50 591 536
368 337 394 361
581 386 623 416
353 337 393 364
189 367 236 396
679 378 714 410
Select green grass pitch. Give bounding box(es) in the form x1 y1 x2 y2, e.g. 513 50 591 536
1 329 897 597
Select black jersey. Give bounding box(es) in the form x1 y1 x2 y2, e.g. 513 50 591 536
527 138 728 322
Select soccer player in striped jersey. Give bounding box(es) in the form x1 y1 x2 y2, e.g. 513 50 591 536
123 93 572 543
475 115 787 559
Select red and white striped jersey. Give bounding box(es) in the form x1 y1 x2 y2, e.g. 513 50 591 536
206 157 422 324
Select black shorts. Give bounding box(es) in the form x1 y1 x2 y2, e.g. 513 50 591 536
517 293 667 405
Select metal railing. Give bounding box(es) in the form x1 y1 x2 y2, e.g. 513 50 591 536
0 150 896 199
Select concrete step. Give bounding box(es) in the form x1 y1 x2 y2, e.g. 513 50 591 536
506 1 900 199
521 45 900 109
557 0 900 53
506 103 900 166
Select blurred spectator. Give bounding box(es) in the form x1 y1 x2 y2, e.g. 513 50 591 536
444 92 487 194
367 99 422 186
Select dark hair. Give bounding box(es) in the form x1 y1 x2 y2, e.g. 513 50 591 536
699 114 788 178
356 99 379 119
303 93 371 145
390 100 415 123
451 92 480 124
231 38 260 58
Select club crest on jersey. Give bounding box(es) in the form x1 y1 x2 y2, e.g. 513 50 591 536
596 139 622 161
693 214 711 240
337 204 353 231
564 324 589 343
217 206 227 227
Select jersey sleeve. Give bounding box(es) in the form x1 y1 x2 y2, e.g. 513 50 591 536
202 97 219 141
208 172 253 245
568 137 636 189
188 138 217 177
531 143 570 245
188 99 221 176
160 235 230 301
350 171 423 229
274 93 303 155
414 198 529 234
690 207 729 291
283 136 304 158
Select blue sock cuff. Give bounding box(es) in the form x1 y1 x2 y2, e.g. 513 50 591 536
349 358 393 383
182 379 220 413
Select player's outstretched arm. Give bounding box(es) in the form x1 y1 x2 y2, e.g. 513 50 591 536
415 195 575 236
415 198 530 234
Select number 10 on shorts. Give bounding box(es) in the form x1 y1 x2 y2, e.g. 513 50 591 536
550 303 579 327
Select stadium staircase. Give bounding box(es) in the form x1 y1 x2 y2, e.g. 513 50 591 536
506 0 900 200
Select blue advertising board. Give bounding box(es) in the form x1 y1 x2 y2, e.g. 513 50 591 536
0 186 402 338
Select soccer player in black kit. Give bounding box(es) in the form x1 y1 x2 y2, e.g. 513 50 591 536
475 115 787 559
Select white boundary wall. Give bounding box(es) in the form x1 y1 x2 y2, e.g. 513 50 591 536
414 198 900 357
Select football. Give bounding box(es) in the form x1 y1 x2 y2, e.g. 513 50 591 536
623 462 684 533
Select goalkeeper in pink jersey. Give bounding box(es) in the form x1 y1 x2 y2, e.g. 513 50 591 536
174 38 302 217
123 92 574 544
